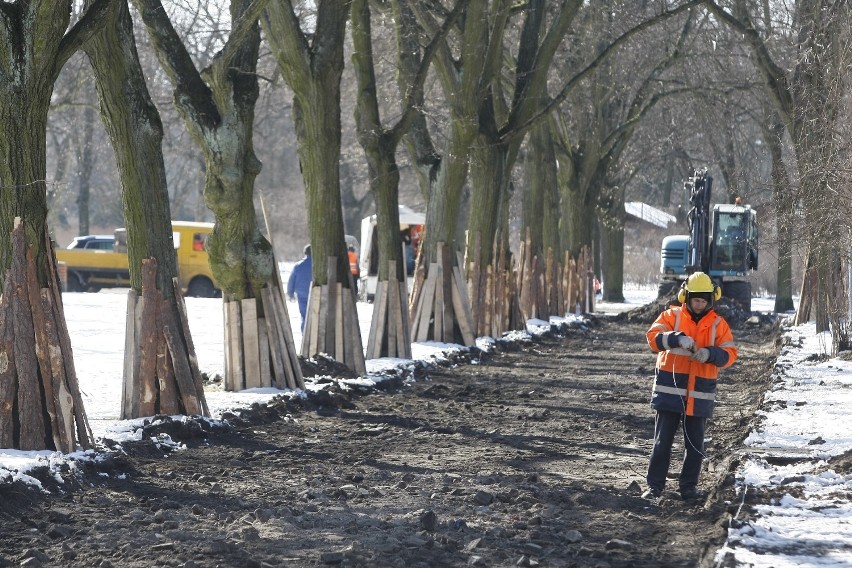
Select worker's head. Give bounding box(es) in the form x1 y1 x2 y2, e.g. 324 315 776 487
348 245 355 252
678 272 721 315
303 244 311 257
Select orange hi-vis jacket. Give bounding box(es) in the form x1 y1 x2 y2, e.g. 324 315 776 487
646 306 737 418
348 250 359 276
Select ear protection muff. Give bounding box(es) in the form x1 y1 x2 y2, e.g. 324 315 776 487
677 282 688 304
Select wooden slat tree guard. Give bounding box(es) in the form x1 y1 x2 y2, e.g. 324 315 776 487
220 196 305 392
300 256 366 375
221 257 305 393
465 230 595 338
366 260 412 360
0 221 93 451
121 259 210 418
409 242 475 346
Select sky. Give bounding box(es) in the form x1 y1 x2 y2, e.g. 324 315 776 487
1 274 849 566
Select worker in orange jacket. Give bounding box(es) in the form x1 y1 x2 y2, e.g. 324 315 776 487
643 272 738 501
348 245 359 294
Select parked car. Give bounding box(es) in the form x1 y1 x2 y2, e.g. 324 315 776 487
66 235 115 251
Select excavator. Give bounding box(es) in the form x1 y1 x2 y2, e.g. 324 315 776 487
659 168 758 310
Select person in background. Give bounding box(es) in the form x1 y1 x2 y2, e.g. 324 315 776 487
643 272 737 501
348 245 359 294
401 229 415 275
287 244 312 330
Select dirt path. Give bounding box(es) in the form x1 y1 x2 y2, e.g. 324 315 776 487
0 311 778 567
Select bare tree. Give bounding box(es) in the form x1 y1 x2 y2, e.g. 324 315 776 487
261 0 366 374
132 0 304 389
0 1 116 451
701 0 852 344
85 0 209 418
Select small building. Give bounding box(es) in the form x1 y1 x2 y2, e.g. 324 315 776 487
623 202 680 285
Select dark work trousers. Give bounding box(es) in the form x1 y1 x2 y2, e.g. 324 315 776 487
647 409 706 493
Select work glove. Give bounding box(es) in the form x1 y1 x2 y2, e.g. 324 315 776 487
678 335 695 351
691 348 710 364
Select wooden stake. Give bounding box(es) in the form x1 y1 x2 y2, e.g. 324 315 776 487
241 298 261 389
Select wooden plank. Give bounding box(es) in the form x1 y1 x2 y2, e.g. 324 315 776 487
40 290 75 453
241 298 261 389
260 289 286 389
415 265 438 342
407 277 423 342
227 300 244 390
271 289 301 389
453 264 475 340
484 265 493 338
157 331 180 416
137 260 160 415
323 258 338 357
398 278 412 359
222 300 232 390
441 245 455 342
386 272 399 357
172 278 209 416
451 268 475 346
433 244 445 342
161 317 201 416
335 283 344 361
300 285 314 356
258 318 271 388
393 274 407 357
343 290 367 376
272 285 302 388
0 270 15 448
307 285 322 357
366 279 386 359
26 249 61 450
122 291 139 419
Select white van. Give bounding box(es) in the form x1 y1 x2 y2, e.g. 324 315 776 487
358 205 425 301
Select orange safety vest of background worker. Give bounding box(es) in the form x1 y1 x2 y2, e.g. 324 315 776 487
348 246 359 277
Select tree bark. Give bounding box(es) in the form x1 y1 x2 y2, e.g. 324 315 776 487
262 0 366 371
85 0 208 417
133 0 302 388
0 1 104 450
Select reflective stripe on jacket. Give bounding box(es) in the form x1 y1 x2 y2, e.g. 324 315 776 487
645 306 737 418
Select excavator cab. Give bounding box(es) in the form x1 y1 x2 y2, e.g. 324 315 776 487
709 203 758 275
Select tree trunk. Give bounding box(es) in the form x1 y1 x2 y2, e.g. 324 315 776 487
351 0 411 359
0 2 103 451
76 105 96 237
599 192 626 303
134 0 302 389
263 0 366 373
765 114 795 313
86 0 208 417
523 117 561 256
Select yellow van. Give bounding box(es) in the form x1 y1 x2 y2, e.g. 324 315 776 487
57 221 220 297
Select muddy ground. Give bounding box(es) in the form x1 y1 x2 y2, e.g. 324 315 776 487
0 304 782 567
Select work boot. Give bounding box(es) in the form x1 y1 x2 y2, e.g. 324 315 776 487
642 488 662 500
680 487 706 501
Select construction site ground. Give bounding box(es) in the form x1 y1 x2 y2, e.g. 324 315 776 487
0 301 780 567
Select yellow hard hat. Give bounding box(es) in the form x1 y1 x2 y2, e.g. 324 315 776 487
677 272 722 303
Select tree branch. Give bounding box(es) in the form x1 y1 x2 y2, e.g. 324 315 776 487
211 0 270 72
131 0 221 129
54 0 114 81
389 0 469 147
501 0 705 145
699 0 794 121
